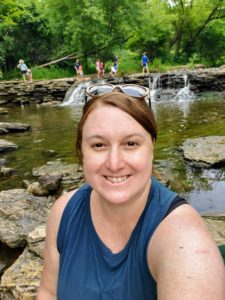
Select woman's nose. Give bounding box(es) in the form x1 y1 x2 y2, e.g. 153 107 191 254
105 147 125 172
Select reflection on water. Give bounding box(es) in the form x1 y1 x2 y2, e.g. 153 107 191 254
0 93 225 215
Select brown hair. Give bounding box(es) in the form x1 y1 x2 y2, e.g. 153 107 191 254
76 92 157 164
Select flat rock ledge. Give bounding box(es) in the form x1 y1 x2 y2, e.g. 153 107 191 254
0 122 31 134
0 189 51 248
181 136 225 167
0 139 17 153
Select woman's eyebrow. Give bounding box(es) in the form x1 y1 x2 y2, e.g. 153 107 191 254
85 133 145 141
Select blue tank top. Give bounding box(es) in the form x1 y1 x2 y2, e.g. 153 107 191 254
57 177 177 300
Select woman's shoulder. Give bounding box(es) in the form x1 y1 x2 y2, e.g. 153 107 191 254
51 184 91 220
50 189 78 222
148 204 225 298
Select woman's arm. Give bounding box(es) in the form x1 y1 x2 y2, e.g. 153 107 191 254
148 204 225 300
37 190 76 299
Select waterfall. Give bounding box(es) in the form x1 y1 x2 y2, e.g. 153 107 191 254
175 74 195 101
60 74 194 106
61 81 91 106
148 73 161 102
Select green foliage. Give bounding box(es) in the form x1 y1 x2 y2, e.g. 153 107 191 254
112 49 140 75
2 0 225 78
0 0 52 72
188 53 201 69
32 65 74 80
42 0 143 65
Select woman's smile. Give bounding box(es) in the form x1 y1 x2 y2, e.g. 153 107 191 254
104 175 130 184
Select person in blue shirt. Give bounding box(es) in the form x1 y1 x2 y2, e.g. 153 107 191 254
38 84 225 300
142 52 149 74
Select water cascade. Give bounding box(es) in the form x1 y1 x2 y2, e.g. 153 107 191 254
61 73 195 106
175 74 195 101
148 73 161 102
61 81 91 106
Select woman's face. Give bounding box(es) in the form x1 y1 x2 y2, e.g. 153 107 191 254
82 105 154 205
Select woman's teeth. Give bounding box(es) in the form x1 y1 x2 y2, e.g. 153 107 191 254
106 176 128 183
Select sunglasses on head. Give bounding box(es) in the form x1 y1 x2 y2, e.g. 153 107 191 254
86 83 149 99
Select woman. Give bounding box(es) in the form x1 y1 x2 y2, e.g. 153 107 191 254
38 85 225 299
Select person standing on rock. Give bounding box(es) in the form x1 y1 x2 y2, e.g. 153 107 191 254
74 59 81 80
37 84 225 300
17 59 29 82
96 59 101 78
142 52 149 74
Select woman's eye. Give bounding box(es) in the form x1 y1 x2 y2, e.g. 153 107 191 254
92 143 104 149
127 141 137 147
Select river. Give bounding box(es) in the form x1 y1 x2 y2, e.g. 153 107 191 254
0 92 225 215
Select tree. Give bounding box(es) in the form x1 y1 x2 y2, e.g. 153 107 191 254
0 0 52 73
0 0 22 71
42 0 143 69
166 0 225 63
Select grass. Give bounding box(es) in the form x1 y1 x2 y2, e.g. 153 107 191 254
28 65 74 80
1 65 74 81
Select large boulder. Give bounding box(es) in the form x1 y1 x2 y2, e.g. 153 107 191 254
0 189 50 248
181 136 225 167
0 122 31 134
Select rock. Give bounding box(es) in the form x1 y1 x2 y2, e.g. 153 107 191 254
42 149 57 157
32 160 79 177
0 122 31 134
22 180 31 188
0 79 75 106
32 160 84 191
0 248 43 300
203 217 225 245
0 158 8 166
26 182 49 196
181 136 225 167
0 189 50 248
0 139 17 153
28 225 46 258
39 174 61 192
0 167 16 177
0 108 8 115
0 242 23 276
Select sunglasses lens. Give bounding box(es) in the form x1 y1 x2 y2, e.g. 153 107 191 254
88 85 112 96
122 86 147 97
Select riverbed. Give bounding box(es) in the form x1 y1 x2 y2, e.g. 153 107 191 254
0 92 225 215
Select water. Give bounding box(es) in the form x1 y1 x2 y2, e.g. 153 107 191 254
62 81 91 106
175 74 195 101
148 73 161 102
0 92 225 215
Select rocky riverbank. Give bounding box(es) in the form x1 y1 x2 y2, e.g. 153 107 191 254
0 66 225 106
